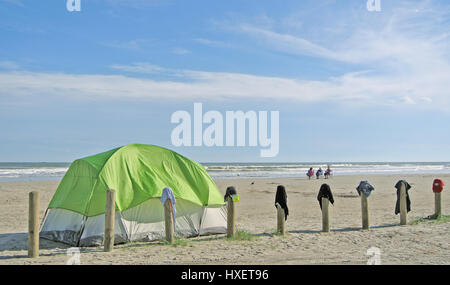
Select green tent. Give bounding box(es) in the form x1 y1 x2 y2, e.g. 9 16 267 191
40 144 227 246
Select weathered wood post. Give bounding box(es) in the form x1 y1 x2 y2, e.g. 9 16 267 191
361 193 369 230
321 197 330 232
227 196 235 238
276 203 285 235
399 182 407 225
432 179 444 219
104 189 116 252
435 192 442 217
28 191 39 258
164 199 174 244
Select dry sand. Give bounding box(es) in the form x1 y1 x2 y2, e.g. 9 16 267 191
0 174 449 265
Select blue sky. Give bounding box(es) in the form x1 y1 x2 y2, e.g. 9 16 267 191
1 0 450 162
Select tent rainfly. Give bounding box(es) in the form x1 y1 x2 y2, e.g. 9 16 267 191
40 144 227 246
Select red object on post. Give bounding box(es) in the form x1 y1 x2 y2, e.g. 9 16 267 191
433 179 444 193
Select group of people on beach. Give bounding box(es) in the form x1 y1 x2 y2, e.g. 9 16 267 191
307 165 332 179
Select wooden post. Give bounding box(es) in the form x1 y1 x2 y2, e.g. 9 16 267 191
435 192 442 218
28 191 39 258
276 203 285 235
321 197 330 232
104 189 115 252
227 196 235 238
399 182 407 225
164 199 174 244
361 193 369 230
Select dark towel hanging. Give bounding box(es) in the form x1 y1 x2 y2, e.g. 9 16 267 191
395 180 411 191
317 183 334 209
275 185 289 221
394 180 412 215
224 186 237 202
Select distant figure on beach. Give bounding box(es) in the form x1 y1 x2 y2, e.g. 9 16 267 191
316 168 323 179
325 165 332 179
307 168 314 179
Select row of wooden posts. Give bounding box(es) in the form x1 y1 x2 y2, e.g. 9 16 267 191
27 182 443 257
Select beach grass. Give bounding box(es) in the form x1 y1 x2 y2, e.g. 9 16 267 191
162 238 190 247
409 215 450 225
226 230 256 241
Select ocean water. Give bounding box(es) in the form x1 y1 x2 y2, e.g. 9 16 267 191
203 162 450 179
0 162 449 182
0 163 70 182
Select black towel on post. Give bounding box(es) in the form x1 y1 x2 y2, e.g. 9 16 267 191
275 185 289 221
317 183 334 209
224 186 237 202
394 180 412 215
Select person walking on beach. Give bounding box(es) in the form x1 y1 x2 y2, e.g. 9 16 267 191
325 165 332 179
307 167 314 180
316 167 323 179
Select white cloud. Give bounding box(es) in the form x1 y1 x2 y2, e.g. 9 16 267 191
110 62 167 74
402 96 416 105
1 64 449 110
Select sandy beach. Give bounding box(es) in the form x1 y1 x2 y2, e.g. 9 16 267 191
0 174 449 265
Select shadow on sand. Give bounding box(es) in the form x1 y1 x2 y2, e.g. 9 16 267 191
288 223 399 234
1 223 402 260
0 232 102 260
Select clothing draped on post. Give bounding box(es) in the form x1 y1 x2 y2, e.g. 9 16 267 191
394 180 412 215
160 187 176 231
356 181 375 197
224 186 237 202
317 183 334 209
275 185 289 221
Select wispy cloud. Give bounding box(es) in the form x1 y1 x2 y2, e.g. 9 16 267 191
0 61 20 70
0 64 445 109
2 1 449 110
204 1 445 79
103 0 170 8
193 38 240 50
238 25 341 61
1 0 24 7
110 62 167 74
100 39 154 51
171 47 190 55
